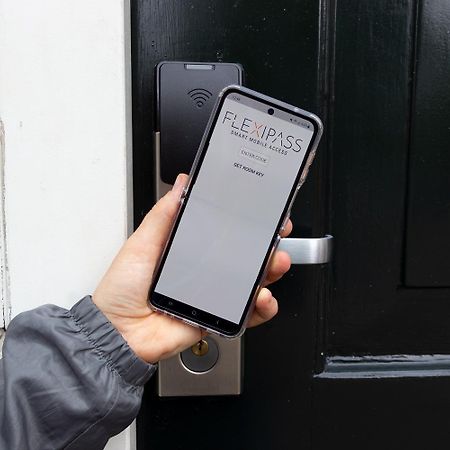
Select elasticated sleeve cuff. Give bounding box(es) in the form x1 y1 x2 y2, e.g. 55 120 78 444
70 295 156 387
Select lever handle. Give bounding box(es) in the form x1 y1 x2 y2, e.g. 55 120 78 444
278 235 333 264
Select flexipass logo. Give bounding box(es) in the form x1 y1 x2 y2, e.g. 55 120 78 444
222 110 303 152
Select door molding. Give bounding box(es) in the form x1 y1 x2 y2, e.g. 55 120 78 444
318 354 450 379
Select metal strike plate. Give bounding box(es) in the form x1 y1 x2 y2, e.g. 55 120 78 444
278 235 333 264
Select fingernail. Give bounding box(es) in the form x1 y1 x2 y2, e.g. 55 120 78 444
172 174 183 193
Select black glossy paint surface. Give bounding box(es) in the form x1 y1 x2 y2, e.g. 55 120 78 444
328 0 450 355
405 0 450 287
132 1 450 449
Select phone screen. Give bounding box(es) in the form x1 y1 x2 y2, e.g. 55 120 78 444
152 91 316 328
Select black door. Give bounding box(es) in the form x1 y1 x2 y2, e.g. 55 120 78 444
132 1 450 448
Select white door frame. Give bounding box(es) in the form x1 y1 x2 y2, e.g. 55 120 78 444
0 1 135 448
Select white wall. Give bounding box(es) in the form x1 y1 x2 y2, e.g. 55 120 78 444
0 1 134 448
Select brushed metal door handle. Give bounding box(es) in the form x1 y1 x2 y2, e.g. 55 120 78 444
278 235 333 264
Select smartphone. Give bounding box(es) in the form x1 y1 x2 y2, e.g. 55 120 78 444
149 85 323 337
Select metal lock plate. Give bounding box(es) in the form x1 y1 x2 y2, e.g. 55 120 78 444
158 335 243 397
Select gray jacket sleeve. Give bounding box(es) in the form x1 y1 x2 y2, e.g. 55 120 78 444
0 296 157 450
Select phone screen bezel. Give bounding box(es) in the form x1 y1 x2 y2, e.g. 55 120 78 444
150 86 321 336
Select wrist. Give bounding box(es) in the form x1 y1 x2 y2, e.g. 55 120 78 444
99 312 162 364
71 296 156 384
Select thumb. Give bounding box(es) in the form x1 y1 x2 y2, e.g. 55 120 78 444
131 173 188 254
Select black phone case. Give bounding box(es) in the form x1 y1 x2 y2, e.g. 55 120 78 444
155 61 243 186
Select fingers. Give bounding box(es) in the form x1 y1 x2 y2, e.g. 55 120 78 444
247 288 278 328
280 219 293 238
129 174 189 254
154 317 204 362
263 250 291 286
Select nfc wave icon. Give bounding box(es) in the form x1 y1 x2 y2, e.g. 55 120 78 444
188 88 213 108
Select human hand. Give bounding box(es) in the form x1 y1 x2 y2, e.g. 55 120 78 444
93 174 292 363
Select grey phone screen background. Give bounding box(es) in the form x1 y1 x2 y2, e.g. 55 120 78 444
155 96 314 324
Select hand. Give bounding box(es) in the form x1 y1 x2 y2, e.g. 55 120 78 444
93 174 292 363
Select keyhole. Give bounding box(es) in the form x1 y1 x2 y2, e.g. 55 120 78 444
191 339 209 356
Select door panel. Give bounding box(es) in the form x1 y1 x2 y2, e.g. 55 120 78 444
318 1 450 448
314 376 450 448
132 0 450 448
328 0 416 354
328 0 450 355
405 0 450 287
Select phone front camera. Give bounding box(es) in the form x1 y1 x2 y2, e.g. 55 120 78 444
268 108 274 115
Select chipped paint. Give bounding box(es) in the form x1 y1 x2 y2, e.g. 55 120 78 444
0 120 11 329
